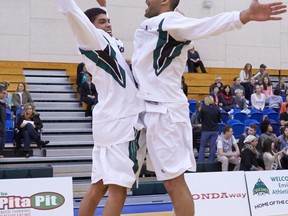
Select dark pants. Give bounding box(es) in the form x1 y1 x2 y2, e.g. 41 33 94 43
187 60 207 73
81 97 97 117
0 136 4 154
21 123 40 151
198 131 218 162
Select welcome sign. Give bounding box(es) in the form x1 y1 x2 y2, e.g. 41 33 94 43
245 170 288 216
0 177 73 216
184 172 250 216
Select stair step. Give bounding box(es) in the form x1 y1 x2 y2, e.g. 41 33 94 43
24 69 67 76
42 134 93 142
28 84 73 92
26 76 70 84
45 148 92 157
53 163 91 177
39 111 90 121
43 140 94 147
34 102 82 111
44 122 91 129
31 93 77 101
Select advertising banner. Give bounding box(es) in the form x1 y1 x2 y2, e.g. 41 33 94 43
245 170 288 216
184 171 250 216
0 177 73 216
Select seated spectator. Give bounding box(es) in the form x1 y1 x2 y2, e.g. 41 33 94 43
80 72 98 117
266 89 283 112
240 135 263 171
253 64 269 84
12 82 33 115
209 76 224 93
238 124 259 151
76 62 87 93
216 125 241 172
239 63 252 84
15 103 49 158
1 81 12 110
251 84 266 111
262 138 285 170
219 85 235 112
234 89 248 111
187 46 206 73
231 77 245 96
244 77 256 105
278 126 288 169
198 96 221 162
261 76 273 98
280 95 288 114
275 77 288 97
0 85 7 158
191 101 202 153
280 103 288 127
259 119 279 152
181 76 188 96
210 86 220 106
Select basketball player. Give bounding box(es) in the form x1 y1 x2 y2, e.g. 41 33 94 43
131 0 287 215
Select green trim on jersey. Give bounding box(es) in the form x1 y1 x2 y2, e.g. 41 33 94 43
153 19 191 76
79 44 126 88
129 129 141 174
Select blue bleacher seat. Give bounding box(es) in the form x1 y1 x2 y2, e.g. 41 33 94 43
233 112 247 123
5 120 14 130
256 122 261 136
232 123 245 139
267 112 279 123
221 111 229 124
262 108 276 115
188 100 197 113
227 119 241 126
218 122 226 134
6 108 12 120
250 112 263 122
271 122 281 136
243 119 259 128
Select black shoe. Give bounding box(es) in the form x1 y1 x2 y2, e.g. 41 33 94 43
37 140 49 149
25 153 30 158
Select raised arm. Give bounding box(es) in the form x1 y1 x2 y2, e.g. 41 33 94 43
96 0 106 7
240 0 287 24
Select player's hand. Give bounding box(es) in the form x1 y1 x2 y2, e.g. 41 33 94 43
96 0 106 7
240 0 287 24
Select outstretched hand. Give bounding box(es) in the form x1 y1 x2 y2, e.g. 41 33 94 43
240 0 287 24
96 0 106 7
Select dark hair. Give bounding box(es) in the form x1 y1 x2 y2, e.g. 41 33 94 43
0 85 6 92
223 125 232 134
260 119 271 133
262 77 272 90
286 103 288 109
262 138 273 154
222 85 232 96
274 88 280 96
170 0 180 10
17 82 26 92
84 8 107 23
249 123 257 131
85 72 92 78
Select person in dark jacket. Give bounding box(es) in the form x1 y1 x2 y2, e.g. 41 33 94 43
198 96 221 161
0 85 7 157
15 103 49 158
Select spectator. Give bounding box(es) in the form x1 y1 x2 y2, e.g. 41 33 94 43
209 76 224 94
239 63 252 83
181 76 188 97
238 123 258 151
80 72 98 117
280 103 288 127
261 76 273 98
1 81 12 110
219 85 235 112
76 62 87 93
187 46 206 73
259 119 279 152
12 82 33 116
234 89 248 111
266 89 283 112
262 138 285 170
210 86 220 106
278 126 288 169
251 84 266 111
253 64 269 84
15 103 49 158
198 96 221 162
240 135 263 171
231 77 245 96
244 77 256 105
275 77 288 97
191 101 202 153
0 85 7 158
216 125 241 172
280 95 288 114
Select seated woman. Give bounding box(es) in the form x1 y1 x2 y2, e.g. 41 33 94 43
15 103 49 158
262 138 285 170
240 135 263 171
251 84 266 111
219 85 235 112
